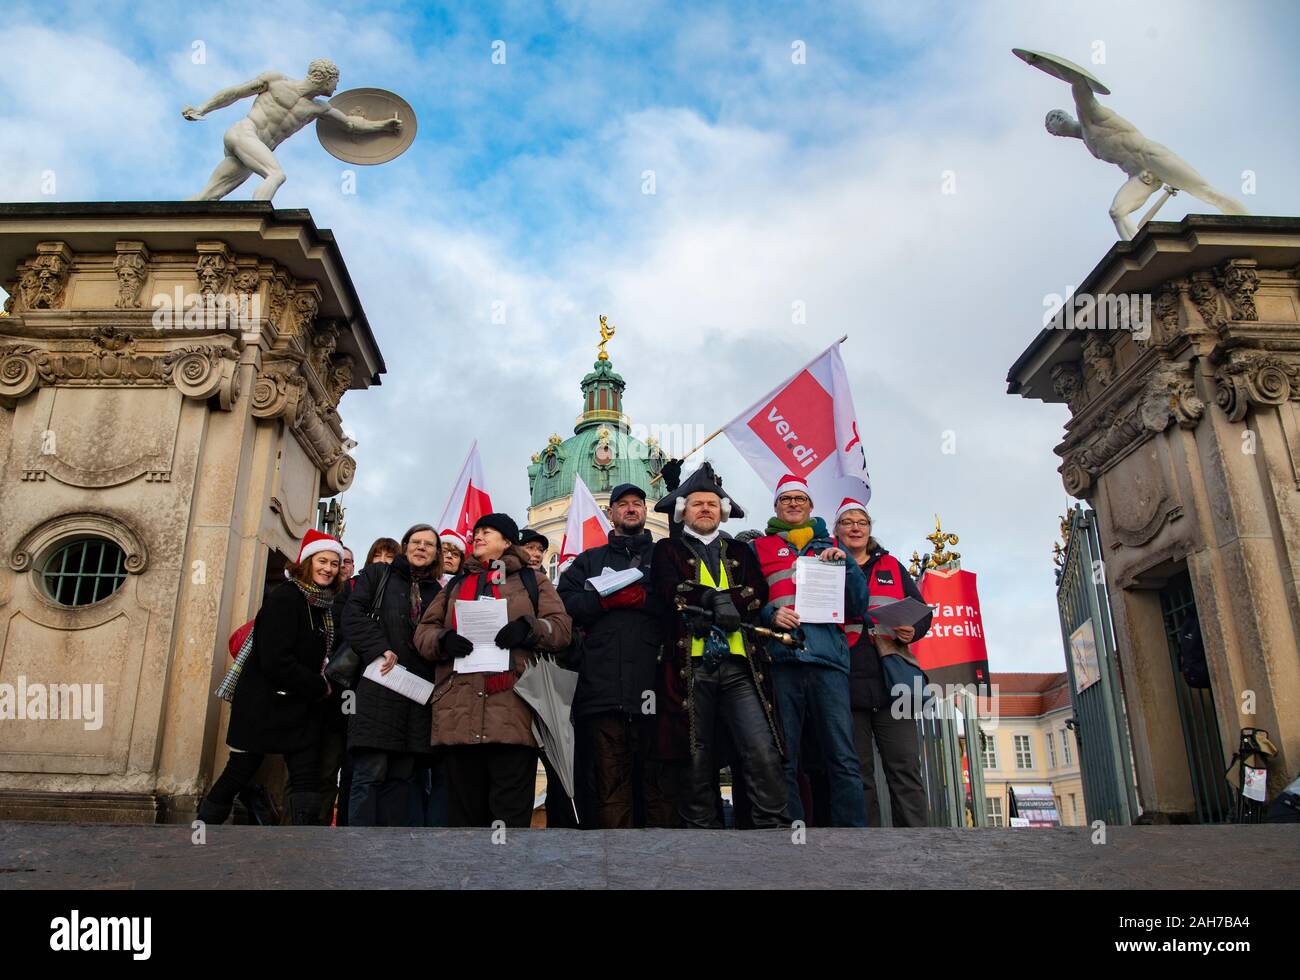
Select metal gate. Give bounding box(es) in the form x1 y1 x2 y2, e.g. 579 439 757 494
874 690 987 828
1157 570 1233 823
1055 505 1138 825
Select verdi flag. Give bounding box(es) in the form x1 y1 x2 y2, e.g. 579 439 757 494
721 338 871 507
559 474 612 569
909 568 990 688
436 440 493 541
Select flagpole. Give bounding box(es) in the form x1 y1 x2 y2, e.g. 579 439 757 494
676 334 848 462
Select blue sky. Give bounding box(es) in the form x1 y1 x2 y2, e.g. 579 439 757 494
4 0 1299 671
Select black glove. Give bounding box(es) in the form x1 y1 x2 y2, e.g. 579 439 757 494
495 616 535 650
660 458 683 492
705 590 742 633
440 629 473 659
686 607 713 638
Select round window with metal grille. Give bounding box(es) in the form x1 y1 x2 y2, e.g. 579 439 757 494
41 538 128 606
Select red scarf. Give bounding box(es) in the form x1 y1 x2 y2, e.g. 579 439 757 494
450 571 516 695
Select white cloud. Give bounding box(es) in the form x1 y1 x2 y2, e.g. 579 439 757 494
3 1 1297 673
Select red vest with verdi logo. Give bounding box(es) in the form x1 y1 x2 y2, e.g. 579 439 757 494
752 534 803 610
842 551 906 647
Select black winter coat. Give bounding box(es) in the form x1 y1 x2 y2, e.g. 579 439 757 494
557 530 664 719
226 580 331 754
849 548 932 711
343 556 440 754
322 577 359 734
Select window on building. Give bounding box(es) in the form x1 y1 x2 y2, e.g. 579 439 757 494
1062 729 1073 765
1047 730 1057 769
42 538 128 606
980 730 997 770
986 796 1003 827
1070 793 1079 822
1014 733 1033 769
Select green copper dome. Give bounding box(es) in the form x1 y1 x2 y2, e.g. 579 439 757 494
527 356 668 506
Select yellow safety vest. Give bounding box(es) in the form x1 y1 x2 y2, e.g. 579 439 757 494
690 558 748 659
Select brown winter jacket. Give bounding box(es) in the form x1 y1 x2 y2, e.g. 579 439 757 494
414 550 573 748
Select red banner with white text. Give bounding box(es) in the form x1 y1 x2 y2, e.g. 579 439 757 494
909 568 990 688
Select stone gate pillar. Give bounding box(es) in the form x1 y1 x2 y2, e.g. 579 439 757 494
1008 215 1300 820
0 202 384 823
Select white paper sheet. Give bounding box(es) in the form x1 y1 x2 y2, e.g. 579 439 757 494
793 555 845 624
362 657 435 705
866 596 933 630
453 597 511 674
584 566 644 597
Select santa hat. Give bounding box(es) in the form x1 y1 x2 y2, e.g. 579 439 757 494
774 474 812 505
834 496 870 524
439 528 467 553
297 528 344 564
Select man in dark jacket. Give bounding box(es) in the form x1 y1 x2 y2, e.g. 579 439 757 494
558 483 664 828
649 462 788 829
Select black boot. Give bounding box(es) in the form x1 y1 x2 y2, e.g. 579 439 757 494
197 796 232 825
238 784 278 825
291 792 323 826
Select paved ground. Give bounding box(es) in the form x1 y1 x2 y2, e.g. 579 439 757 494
0 822 1294 889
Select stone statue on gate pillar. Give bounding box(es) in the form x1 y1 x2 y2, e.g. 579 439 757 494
182 59 405 202
1014 48 1250 240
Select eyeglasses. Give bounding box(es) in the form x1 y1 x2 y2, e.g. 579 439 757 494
777 495 811 506
838 520 871 529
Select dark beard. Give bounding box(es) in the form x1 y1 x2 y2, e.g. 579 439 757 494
614 518 646 536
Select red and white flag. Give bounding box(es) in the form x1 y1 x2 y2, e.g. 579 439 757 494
436 441 494 541
559 474 611 568
722 339 871 506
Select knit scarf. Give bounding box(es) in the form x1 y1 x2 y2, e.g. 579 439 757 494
293 578 336 670
765 515 828 552
409 563 436 626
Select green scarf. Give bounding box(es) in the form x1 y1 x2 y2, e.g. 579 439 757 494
765 515 829 535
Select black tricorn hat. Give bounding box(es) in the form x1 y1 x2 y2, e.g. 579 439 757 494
653 461 745 522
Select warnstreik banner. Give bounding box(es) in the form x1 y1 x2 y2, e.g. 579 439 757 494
910 568 990 688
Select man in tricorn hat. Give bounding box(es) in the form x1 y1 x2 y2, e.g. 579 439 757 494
648 461 788 828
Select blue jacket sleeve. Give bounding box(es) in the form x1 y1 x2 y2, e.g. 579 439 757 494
843 554 871 618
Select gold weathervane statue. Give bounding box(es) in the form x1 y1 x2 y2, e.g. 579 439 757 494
597 314 616 360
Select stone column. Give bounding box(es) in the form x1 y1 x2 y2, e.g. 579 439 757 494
0 203 382 823
1007 217 1300 818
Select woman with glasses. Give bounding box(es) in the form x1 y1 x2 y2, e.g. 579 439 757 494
344 523 443 826
833 499 933 827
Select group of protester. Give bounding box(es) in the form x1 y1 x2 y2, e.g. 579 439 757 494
198 459 933 829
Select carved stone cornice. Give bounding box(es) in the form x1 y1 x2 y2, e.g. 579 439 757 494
250 355 309 424
1058 357 1204 498
1140 259 1266 355
0 335 240 409
1215 258 1259 322
195 241 235 297
113 241 150 310
1082 334 1115 388
285 283 321 340
1213 350 1299 422
160 344 241 408
10 241 73 312
326 353 353 409
309 319 339 382
1051 361 1083 413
